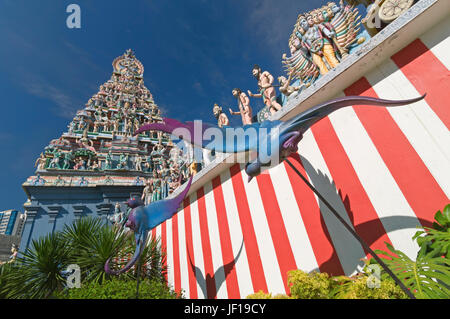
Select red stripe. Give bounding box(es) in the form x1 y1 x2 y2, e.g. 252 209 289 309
345 77 448 227
284 154 345 276
255 173 297 293
171 213 181 294
311 117 393 255
212 175 241 298
183 197 198 299
160 221 168 283
229 164 268 293
151 228 156 240
391 39 450 129
197 188 218 299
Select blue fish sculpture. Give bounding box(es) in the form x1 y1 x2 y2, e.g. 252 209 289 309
105 176 193 275
135 95 425 182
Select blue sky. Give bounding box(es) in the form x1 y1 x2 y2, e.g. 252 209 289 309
0 0 327 212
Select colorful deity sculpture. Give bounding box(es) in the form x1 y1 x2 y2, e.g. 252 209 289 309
117 153 129 170
248 65 283 115
48 150 62 169
298 13 340 75
34 153 47 171
141 178 153 205
151 178 162 202
105 151 113 170
283 1 364 81
229 88 253 125
62 152 73 170
213 104 229 128
278 74 308 99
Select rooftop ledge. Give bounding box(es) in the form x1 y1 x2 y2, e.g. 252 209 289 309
170 0 450 199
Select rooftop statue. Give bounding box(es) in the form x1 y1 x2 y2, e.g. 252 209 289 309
283 1 364 80
278 74 309 99
248 65 283 115
213 103 229 128
229 88 253 125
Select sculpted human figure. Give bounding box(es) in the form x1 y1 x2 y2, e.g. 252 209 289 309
62 152 73 170
34 153 47 171
135 155 143 171
278 74 307 99
298 13 340 75
141 178 153 205
247 65 283 115
213 104 229 128
105 151 113 170
229 88 253 125
49 150 62 169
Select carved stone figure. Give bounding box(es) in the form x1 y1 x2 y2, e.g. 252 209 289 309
34 153 47 171
135 155 143 171
298 13 339 75
229 88 253 125
213 104 229 128
62 152 73 170
278 74 308 99
141 179 153 205
247 65 283 115
117 153 129 170
48 150 62 169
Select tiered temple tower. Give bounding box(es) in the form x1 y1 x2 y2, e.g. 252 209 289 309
20 49 188 251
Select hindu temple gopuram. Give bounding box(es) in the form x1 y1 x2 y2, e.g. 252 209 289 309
20 49 191 250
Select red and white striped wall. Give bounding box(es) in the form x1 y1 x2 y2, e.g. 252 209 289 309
153 20 450 299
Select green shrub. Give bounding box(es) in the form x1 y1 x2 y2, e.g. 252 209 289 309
330 273 408 299
246 290 291 299
288 270 335 299
56 278 181 299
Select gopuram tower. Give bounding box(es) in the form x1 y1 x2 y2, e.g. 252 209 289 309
20 49 189 251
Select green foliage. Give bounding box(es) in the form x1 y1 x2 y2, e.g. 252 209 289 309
373 242 450 299
0 263 15 298
1 233 72 298
1 217 169 299
329 273 408 299
413 204 450 258
246 291 291 299
55 277 180 299
288 270 335 299
65 219 129 284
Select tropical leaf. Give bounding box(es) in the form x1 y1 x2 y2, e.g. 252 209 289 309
1 233 72 299
74 224 129 284
374 242 450 299
413 204 450 259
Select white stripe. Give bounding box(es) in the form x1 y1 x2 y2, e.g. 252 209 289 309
176 209 190 299
155 225 166 288
366 60 450 197
297 130 366 275
240 165 286 295
189 192 207 299
165 219 174 289
220 169 254 298
268 163 320 272
419 16 450 70
329 105 420 260
203 182 228 299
